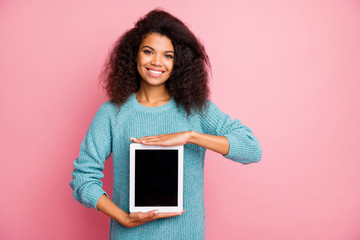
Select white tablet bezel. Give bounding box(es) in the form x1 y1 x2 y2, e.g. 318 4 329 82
129 143 184 213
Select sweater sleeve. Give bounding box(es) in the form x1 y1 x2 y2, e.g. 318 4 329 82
201 100 262 164
69 102 113 210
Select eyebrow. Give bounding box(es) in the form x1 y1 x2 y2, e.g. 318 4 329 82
141 45 174 54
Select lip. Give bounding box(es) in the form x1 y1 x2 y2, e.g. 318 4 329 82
146 68 165 77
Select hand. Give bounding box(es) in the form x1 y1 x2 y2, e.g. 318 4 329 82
97 194 185 229
130 131 193 146
122 210 185 228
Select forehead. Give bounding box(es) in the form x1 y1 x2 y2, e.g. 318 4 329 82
139 33 174 51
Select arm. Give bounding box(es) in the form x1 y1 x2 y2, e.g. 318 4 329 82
69 102 113 209
188 131 229 155
132 101 262 164
70 102 182 227
131 131 229 155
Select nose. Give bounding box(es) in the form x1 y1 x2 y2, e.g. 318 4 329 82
150 54 162 66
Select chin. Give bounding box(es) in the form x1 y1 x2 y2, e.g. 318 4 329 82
142 75 170 86
141 78 167 87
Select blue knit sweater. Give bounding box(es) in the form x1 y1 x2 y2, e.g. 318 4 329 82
70 93 262 239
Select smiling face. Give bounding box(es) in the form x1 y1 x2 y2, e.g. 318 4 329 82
136 33 174 89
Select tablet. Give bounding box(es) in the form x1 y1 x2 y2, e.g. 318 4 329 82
129 143 184 213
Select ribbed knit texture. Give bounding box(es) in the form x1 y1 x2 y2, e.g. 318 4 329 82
70 93 262 240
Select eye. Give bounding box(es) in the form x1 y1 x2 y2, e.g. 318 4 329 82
165 54 174 59
143 50 152 54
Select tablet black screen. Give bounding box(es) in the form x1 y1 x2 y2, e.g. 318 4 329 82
135 149 178 207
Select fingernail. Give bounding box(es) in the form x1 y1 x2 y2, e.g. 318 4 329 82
142 140 146 143
154 210 159 215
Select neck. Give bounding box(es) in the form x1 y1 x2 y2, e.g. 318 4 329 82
135 84 171 107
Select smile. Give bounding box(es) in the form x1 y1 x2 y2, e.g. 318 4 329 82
146 68 164 77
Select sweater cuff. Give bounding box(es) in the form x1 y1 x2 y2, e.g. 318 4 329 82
82 184 109 210
223 134 238 160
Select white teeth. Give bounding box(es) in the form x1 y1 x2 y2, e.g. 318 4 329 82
148 69 162 75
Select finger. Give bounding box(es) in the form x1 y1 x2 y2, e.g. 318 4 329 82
140 138 162 142
138 138 169 145
130 136 159 141
141 141 170 146
130 137 142 143
136 135 161 140
156 212 182 219
138 134 173 141
130 137 162 144
141 139 162 144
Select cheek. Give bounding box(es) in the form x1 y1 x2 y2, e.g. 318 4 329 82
137 53 150 66
137 57 148 71
166 61 174 73
136 62 142 73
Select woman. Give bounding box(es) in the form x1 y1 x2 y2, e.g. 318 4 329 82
70 9 262 239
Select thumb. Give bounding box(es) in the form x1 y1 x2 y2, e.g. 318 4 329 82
140 210 160 220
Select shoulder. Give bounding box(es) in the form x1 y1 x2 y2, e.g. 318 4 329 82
186 99 228 125
96 95 135 118
199 99 235 127
198 99 227 119
95 100 119 118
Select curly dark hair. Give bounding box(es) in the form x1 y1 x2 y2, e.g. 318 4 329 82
101 8 211 115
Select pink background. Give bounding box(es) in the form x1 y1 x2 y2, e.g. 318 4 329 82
1 0 360 239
